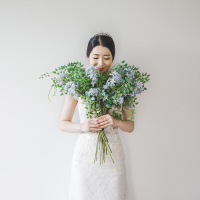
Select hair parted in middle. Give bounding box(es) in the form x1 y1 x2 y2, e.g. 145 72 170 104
86 34 115 61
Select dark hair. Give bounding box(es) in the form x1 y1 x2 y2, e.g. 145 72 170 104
86 35 115 61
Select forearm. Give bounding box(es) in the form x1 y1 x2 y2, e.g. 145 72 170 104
114 119 134 133
59 120 83 133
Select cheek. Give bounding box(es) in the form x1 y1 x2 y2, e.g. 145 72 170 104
106 60 112 67
106 59 112 64
90 59 98 66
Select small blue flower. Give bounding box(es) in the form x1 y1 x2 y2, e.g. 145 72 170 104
111 91 115 95
75 82 80 88
91 97 95 100
103 96 108 101
85 66 98 87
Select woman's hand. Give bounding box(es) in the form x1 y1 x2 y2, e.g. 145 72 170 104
81 118 103 133
95 114 118 129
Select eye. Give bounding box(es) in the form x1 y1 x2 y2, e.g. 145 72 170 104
93 58 110 60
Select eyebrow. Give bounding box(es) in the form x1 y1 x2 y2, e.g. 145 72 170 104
93 54 110 56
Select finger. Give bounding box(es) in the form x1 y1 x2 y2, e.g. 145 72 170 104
96 119 103 124
96 116 109 123
99 120 111 128
96 119 105 126
90 118 99 124
96 116 103 122
92 120 100 126
90 127 103 131
98 120 109 125
89 123 100 128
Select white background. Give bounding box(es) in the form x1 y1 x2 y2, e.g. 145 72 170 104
0 0 200 199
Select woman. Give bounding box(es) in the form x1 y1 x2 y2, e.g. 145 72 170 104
59 32 134 200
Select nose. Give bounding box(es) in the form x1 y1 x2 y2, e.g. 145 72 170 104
98 57 104 66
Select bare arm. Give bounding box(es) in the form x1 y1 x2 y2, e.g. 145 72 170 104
58 95 82 132
58 95 102 133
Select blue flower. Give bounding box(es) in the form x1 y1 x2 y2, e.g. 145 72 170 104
64 81 79 100
125 68 135 79
85 91 89 96
57 73 65 86
88 88 101 97
56 73 65 81
103 71 123 90
85 66 98 87
75 82 80 88
116 96 124 104
103 96 108 101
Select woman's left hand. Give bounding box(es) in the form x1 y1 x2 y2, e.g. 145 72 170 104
95 114 117 129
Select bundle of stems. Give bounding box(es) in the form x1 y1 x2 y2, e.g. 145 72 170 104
94 128 114 165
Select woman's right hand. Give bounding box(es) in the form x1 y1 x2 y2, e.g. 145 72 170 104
80 118 103 133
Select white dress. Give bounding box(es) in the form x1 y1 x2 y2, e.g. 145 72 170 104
68 97 130 200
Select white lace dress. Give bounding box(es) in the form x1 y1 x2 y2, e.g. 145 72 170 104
68 97 130 200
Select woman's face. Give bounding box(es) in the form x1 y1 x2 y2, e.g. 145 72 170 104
87 45 113 74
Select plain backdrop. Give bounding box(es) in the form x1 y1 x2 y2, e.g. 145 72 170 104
0 0 200 200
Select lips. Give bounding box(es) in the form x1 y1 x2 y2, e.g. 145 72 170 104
96 67 104 70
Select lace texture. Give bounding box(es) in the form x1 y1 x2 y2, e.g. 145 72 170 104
68 97 130 200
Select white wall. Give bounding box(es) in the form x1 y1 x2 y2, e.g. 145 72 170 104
0 0 200 199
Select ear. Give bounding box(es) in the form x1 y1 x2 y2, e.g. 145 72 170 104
87 57 89 62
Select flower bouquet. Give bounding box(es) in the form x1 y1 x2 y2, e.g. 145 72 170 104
39 60 150 165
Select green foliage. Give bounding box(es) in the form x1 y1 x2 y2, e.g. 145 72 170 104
39 60 151 164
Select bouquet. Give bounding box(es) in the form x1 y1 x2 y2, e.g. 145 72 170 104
39 60 150 165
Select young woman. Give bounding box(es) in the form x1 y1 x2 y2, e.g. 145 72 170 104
59 32 134 200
